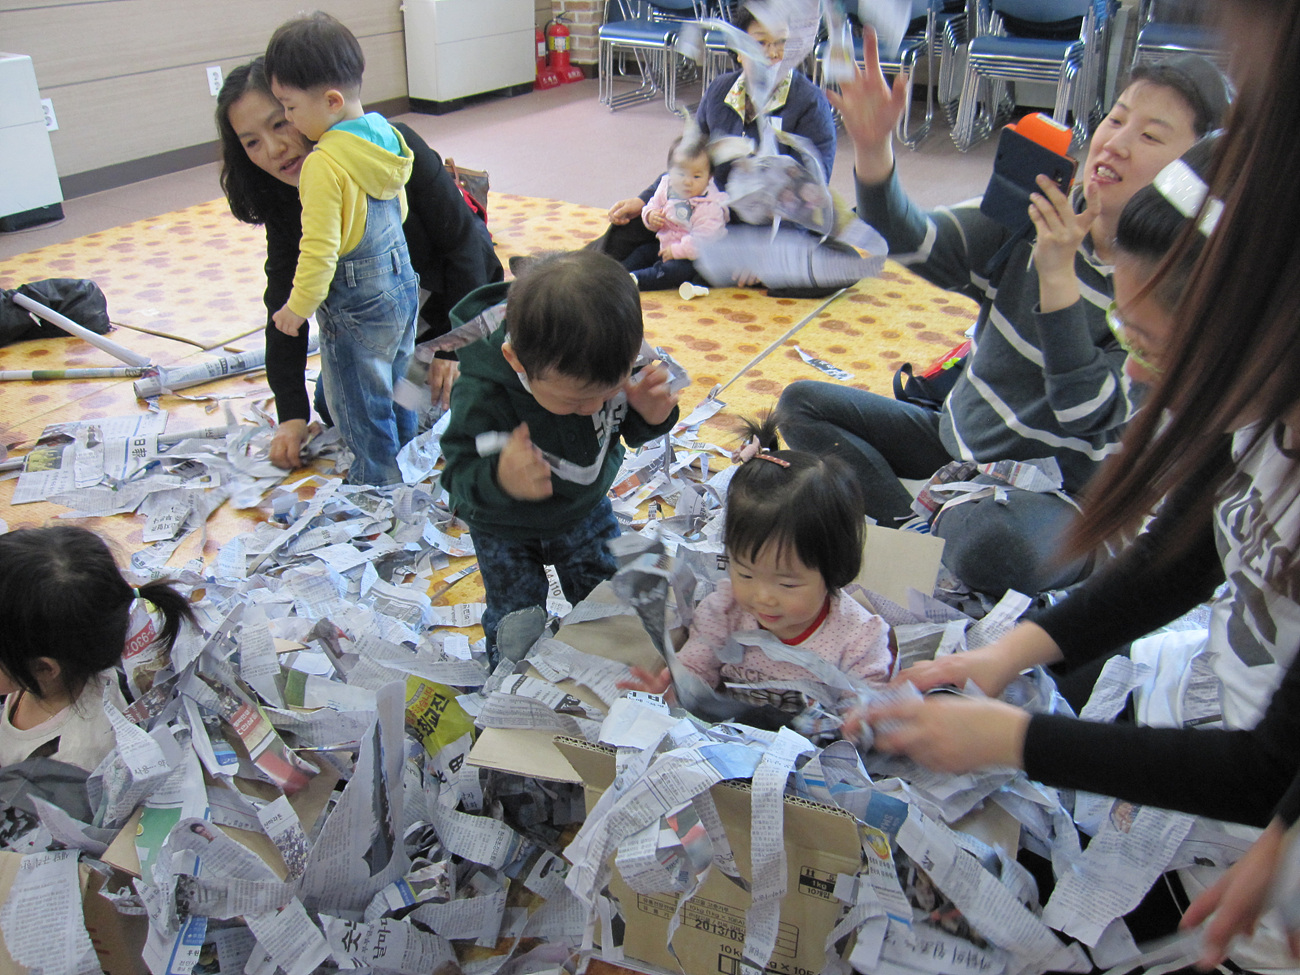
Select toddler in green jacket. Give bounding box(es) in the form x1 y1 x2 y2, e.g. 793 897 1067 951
440 251 680 654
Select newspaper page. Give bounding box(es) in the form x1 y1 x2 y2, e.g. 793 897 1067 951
1041 802 1196 946
297 682 408 915
0 849 101 975
896 809 1087 972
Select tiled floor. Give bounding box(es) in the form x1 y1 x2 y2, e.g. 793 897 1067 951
0 76 998 263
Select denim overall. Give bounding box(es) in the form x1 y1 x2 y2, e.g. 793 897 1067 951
315 193 418 486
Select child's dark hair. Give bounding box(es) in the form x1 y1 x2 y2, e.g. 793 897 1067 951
667 134 710 171
1115 134 1219 308
506 250 643 387
265 11 365 94
724 414 864 590
1126 54 1229 139
0 527 195 704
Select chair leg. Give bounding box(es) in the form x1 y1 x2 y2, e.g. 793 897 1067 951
895 51 932 150
599 40 611 105
938 17 967 127
664 50 678 111
606 46 664 111
951 66 984 152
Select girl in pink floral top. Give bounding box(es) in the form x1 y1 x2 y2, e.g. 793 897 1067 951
624 418 893 708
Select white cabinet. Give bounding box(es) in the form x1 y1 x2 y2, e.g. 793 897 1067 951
0 53 63 232
403 0 535 111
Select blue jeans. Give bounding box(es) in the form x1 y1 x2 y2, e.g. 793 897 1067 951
778 379 950 524
472 497 620 650
316 194 418 486
778 379 1090 596
621 243 703 293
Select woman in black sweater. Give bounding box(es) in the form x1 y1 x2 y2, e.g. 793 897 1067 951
862 0 1300 960
216 58 502 469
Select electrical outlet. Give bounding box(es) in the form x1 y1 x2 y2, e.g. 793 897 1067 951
40 98 58 131
206 65 223 97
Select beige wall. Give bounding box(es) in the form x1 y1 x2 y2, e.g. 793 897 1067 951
0 0 406 189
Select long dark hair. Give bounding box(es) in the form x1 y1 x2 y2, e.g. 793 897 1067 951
216 58 300 226
1070 1 1300 581
0 527 195 704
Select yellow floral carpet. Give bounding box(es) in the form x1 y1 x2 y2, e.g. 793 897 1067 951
0 192 975 584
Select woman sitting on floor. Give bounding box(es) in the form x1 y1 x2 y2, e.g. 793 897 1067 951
777 50 1228 599
863 116 1300 970
591 2 835 273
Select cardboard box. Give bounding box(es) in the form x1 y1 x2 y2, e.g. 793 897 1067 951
555 738 863 975
463 526 949 975
0 852 148 975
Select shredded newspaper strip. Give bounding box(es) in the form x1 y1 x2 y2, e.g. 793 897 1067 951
5 53 1298 971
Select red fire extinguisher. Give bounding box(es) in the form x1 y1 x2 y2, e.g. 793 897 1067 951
534 25 560 90
546 15 585 84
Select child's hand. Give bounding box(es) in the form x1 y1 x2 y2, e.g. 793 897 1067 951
273 305 307 337
269 419 310 470
427 358 459 411
644 209 667 232
625 360 679 426
659 243 676 261
1029 174 1098 314
496 422 553 500
618 665 675 698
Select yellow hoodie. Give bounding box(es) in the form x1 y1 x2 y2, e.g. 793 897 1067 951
287 118 414 319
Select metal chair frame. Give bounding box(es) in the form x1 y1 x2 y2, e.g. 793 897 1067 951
951 0 1111 152
1131 0 1225 70
814 2 942 149
598 0 687 111
698 1 737 93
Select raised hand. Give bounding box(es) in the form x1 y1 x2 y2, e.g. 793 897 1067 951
825 26 910 185
1030 175 1099 313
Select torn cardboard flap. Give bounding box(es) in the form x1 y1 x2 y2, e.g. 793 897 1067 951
854 523 945 609
555 738 863 975
0 852 147 975
467 728 583 784
552 583 669 672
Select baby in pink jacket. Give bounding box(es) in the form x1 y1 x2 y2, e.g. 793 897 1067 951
625 136 728 292
621 417 894 717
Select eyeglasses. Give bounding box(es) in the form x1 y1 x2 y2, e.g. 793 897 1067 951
1105 301 1163 376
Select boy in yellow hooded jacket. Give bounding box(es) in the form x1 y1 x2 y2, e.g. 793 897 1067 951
264 11 419 485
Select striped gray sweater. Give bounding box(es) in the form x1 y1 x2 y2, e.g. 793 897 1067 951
857 168 1136 494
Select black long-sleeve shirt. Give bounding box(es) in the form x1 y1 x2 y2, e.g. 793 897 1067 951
1021 445 1300 828
261 123 503 422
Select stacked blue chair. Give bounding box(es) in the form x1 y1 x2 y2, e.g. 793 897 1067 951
599 0 688 111
1132 0 1225 69
951 0 1112 152
814 0 941 149
936 0 973 126
698 1 738 93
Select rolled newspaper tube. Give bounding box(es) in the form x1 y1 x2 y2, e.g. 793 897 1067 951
132 335 319 398
11 292 152 368
0 366 148 380
133 348 269 398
